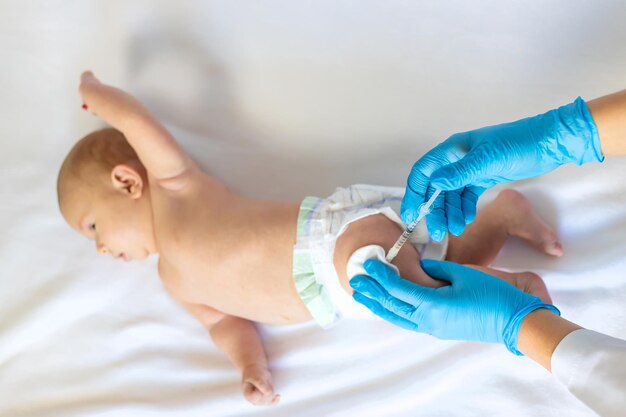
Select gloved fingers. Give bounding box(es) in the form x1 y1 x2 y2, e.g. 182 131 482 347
361 259 434 305
443 189 465 236
430 151 487 191
425 186 448 242
349 274 389 300
419 259 471 285
400 190 424 225
352 292 419 331
406 146 451 193
402 144 457 224
350 275 418 318
403 184 448 241
460 185 485 224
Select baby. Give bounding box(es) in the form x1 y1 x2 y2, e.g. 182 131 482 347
57 72 563 406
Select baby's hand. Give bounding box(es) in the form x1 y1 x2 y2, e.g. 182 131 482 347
80 70 99 85
241 364 280 406
78 71 101 106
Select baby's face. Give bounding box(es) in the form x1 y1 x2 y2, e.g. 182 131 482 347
61 184 157 262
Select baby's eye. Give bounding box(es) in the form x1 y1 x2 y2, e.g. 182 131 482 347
89 223 96 232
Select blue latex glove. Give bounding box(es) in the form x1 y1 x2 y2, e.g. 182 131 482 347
402 97 603 241
350 259 560 355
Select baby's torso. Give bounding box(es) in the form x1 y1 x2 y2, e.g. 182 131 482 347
152 171 312 324
152 175 443 327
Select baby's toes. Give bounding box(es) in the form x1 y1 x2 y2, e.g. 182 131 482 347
541 230 564 257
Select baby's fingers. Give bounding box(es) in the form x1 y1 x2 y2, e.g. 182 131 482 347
242 371 279 406
243 381 262 404
245 374 273 395
242 382 280 406
80 71 95 82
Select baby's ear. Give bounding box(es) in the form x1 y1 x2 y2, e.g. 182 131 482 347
111 164 144 199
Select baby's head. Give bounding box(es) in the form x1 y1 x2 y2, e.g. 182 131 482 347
57 128 156 261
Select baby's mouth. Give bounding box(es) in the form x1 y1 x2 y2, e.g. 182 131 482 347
117 253 130 262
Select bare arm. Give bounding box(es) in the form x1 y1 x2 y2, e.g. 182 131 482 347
210 315 269 373
180 302 280 406
587 89 626 156
78 71 194 185
516 309 582 371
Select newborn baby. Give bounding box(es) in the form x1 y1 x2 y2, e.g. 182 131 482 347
57 72 563 406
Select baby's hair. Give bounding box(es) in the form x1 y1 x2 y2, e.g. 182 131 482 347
57 128 144 206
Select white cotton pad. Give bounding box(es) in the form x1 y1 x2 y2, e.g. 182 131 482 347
346 244 399 280
320 244 401 321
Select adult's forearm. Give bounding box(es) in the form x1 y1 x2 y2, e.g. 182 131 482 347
587 89 626 157
516 308 582 371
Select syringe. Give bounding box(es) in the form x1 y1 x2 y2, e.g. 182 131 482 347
385 189 442 262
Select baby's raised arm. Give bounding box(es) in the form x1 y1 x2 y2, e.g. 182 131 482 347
79 71 194 188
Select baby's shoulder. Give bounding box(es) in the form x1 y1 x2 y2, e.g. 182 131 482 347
157 256 184 295
147 169 207 212
148 165 201 194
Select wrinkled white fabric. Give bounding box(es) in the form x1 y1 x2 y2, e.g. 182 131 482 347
2 1 626 416
552 329 626 416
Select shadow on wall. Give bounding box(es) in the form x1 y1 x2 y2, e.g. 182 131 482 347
126 26 244 146
108 23 626 278
123 25 418 200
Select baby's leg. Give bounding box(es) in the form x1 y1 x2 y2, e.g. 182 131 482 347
332 213 551 302
446 189 563 266
334 214 444 292
465 264 552 303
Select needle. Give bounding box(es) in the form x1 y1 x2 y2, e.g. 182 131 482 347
385 189 441 262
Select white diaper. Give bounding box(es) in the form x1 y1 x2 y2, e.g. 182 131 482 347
292 184 448 328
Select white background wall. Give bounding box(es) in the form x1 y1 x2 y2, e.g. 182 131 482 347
2 0 625 200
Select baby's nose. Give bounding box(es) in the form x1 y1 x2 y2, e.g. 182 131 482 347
96 242 108 255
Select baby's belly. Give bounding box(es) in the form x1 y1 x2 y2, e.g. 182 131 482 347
174 257 314 325
232 296 314 325
206 282 314 325
219 277 314 325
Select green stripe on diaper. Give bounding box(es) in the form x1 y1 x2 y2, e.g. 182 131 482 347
292 250 336 327
296 196 321 236
293 196 338 328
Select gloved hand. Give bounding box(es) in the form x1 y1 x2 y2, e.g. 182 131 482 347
350 259 560 355
402 97 603 241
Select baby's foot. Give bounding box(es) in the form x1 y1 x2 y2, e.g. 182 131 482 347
499 190 564 257
511 271 552 304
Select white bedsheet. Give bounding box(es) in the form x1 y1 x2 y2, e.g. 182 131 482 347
2 1 626 416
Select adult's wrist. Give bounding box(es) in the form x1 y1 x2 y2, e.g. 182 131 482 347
586 89 626 157
503 303 560 356
536 97 604 166
516 308 582 371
